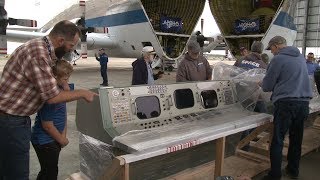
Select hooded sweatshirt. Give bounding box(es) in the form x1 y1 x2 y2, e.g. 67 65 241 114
262 46 312 103
176 53 212 82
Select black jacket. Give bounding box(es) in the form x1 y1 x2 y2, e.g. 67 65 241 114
131 57 159 85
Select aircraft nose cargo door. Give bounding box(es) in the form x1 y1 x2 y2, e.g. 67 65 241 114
141 0 206 59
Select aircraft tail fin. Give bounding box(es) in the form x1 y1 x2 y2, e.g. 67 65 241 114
262 0 298 58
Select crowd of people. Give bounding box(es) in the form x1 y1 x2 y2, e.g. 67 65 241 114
131 35 315 180
0 20 317 180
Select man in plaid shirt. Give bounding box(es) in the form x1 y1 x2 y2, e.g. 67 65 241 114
0 20 97 179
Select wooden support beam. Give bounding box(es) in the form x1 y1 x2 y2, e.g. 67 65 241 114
124 163 130 180
237 123 272 150
99 157 125 180
253 133 270 150
313 116 320 130
236 149 270 163
214 137 226 179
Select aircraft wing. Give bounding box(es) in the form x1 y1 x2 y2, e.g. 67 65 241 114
7 30 46 42
38 3 83 32
7 26 39 31
6 29 118 50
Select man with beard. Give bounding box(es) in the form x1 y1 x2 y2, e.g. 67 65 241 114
0 20 97 179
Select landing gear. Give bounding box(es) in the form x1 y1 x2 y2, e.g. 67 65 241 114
63 50 81 65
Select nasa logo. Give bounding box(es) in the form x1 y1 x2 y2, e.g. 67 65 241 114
238 21 257 31
162 20 180 29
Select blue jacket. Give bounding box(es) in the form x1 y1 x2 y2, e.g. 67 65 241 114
306 61 320 75
262 46 312 103
96 53 108 65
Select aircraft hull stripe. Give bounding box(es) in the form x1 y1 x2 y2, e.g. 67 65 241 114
79 1 85 6
82 53 88 59
0 49 7 54
85 9 148 27
273 11 297 31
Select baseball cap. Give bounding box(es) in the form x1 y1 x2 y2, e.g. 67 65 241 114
99 48 105 51
187 41 201 54
141 46 156 54
266 36 287 50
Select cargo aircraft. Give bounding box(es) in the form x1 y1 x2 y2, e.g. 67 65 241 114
3 0 212 67
2 0 297 65
210 0 298 59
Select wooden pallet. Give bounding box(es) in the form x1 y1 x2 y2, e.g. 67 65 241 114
314 116 320 130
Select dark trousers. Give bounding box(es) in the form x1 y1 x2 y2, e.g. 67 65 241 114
32 142 61 180
268 100 309 178
100 63 108 85
0 114 31 180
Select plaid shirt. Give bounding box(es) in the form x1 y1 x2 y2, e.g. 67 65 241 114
0 36 60 116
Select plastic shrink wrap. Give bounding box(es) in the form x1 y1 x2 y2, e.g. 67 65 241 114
309 76 320 114
79 133 115 179
212 62 271 112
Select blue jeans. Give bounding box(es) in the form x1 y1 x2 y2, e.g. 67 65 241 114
268 100 309 178
0 114 31 180
100 63 108 85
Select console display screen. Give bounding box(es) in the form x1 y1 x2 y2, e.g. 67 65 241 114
135 96 161 119
174 89 194 109
201 90 218 109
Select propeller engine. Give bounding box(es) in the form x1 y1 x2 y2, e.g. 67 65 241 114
76 0 96 59
75 0 108 60
0 0 37 55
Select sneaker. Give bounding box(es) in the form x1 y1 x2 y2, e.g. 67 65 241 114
285 166 299 179
100 83 108 86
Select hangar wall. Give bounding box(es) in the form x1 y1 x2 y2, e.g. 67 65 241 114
294 0 320 56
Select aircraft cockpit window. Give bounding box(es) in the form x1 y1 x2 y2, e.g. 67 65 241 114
135 96 161 119
201 90 218 109
142 42 152 47
174 89 194 109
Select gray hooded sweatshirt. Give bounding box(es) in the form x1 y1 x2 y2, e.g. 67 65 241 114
262 46 312 103
176 53 212 82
